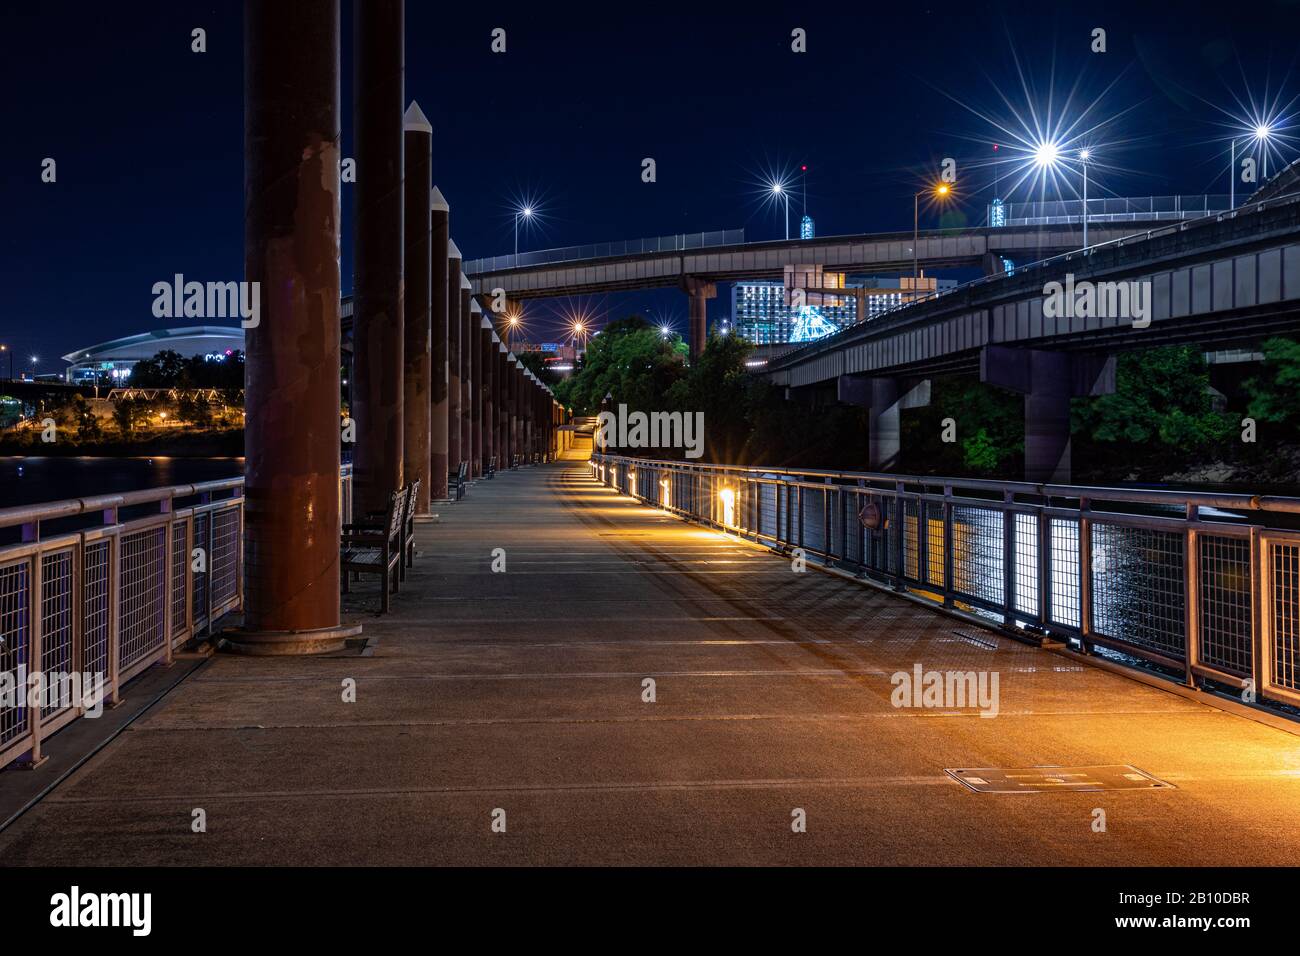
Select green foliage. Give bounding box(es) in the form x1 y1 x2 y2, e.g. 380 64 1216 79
112 397 144 435
72 395 102 443
1071 346 1234 475
557 316 687 416
1245 337 1300 430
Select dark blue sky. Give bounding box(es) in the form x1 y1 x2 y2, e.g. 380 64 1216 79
4 0 1299 369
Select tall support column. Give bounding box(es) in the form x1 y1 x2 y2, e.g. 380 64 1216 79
470 301 483 478
681 276 717 361
460 277 473 481
429 186 449 500
980 345 1116 484
240 0 356 653
481 322 496 473
402 102 431 514
836 374 931 472
508 356 519 466
352 0 405 517
447 240 463 481
496 345 508 467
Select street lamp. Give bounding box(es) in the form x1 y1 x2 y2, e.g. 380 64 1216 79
505 311 521 352
1079 148 1092 248
1230 125 1272 208
29 356 38 379
0 344 9 381
514 205 533 256
772 182 789 240
913 182 952 286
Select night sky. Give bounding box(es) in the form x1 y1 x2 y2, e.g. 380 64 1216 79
4 0 1300 369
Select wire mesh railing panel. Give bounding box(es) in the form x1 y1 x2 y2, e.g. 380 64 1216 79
1198 534 1253 676
924 502 946 588
171 519 189 636
39 549 75 717
829 488 845 560
903 500 921 581
118 526 167 671
1090 523 1186 660
801 488 826 555
1048 518 1082 629
191 512 210 628
951 506 1005 607
210 507 240 610
758 482 778 540
1013 513 1040 617
0 559 31 748
82 539 110 679
1268 541 1300 692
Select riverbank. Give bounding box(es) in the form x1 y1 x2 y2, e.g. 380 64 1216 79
0 428 243 458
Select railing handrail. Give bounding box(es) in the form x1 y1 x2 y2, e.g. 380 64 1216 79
0 477 247 530
590 452 1300 516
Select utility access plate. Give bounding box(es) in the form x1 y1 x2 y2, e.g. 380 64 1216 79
946 765 1173 794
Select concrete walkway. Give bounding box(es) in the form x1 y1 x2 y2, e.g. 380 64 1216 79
3 461 1300 865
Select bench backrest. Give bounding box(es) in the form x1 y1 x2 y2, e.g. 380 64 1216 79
386 488 404 541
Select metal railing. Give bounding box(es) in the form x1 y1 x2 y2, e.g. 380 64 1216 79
591 453 1300 713
462 229 746 275
993 195 1231 227
0 465 354 769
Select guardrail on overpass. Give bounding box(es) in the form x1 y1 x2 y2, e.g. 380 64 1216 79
591 452 1300 716
463 229 746 275
995 195 1231 227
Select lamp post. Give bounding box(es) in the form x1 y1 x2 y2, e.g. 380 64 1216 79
506 313 519 353
1080 148 1091 248
772 182 789 240
514 205 533 256
0 344 9 381
1230 125 1272 208
913 182 951 286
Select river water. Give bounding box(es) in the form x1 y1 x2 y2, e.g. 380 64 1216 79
0 457 245 508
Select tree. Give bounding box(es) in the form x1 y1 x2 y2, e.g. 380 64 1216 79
112 398 142 435
72 395 102 443
1245 337 1300 433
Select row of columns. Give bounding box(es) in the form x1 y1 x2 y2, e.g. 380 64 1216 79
240 0 563 655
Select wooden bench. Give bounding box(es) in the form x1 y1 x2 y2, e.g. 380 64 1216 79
449 460 468 500
485 455 496 479
362 479 420 581
342 488 403 614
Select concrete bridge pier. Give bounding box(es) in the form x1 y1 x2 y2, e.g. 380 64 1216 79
469 299 483 479
838 375 931 472
682 276 717 360
447 241 463 482
402 102 431 515
980 345 1116 483
351 0 405 517
239 0 358 653
460 277 473 479
429 187 449 501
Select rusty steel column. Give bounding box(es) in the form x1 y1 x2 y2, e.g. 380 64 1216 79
469 299 483 478
239 0 357 653
481 321 495 473
352 0 405 516
511 357 522 465
429 186 449 500
402 102 431 514
460 277 473 481
447 240 462 481
496 344 508 467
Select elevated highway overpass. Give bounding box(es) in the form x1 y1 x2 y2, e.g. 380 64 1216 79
758 192 1300 483
461 202 1232 358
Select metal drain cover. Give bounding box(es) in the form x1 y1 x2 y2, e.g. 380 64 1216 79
946 765 1173 793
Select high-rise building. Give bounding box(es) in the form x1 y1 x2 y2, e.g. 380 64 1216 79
731 272 958 345
800 215 815 239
